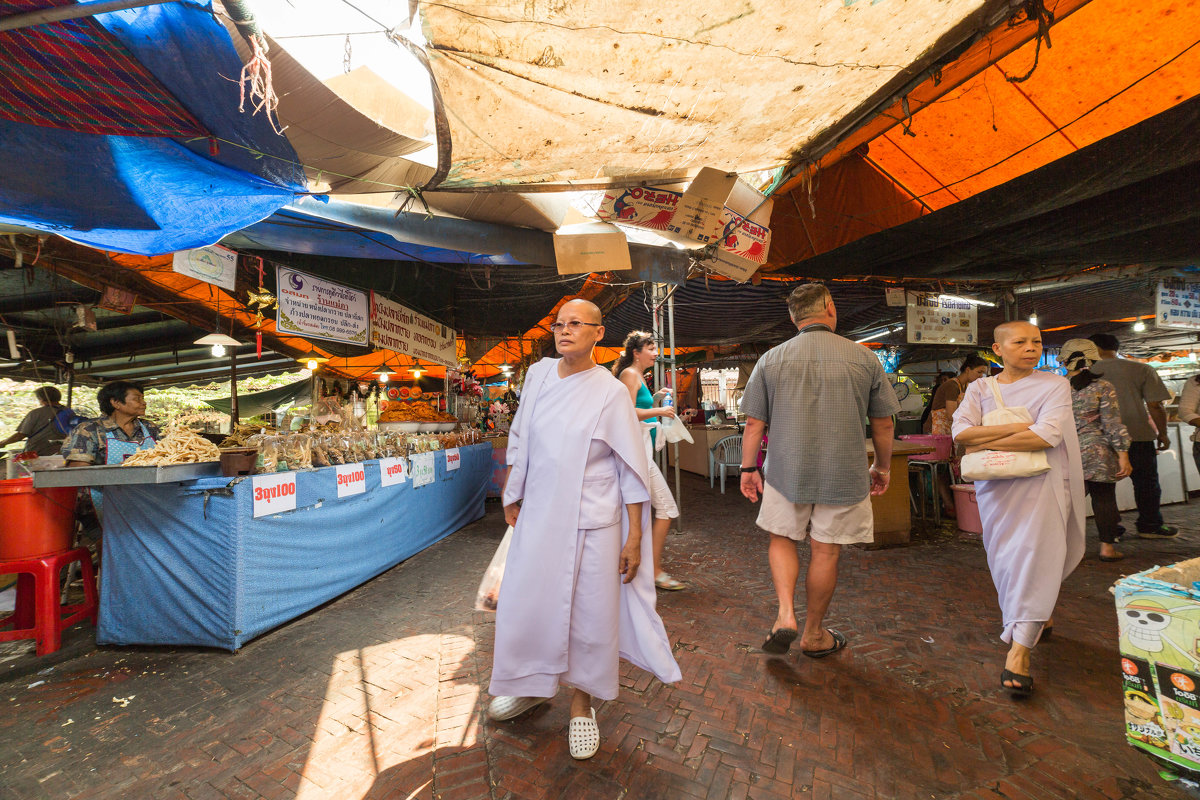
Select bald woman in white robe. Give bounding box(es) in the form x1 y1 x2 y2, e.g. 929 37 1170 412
953 322 1085 698
487 299 680 759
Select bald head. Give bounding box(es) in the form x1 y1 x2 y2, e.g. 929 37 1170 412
561 298 602 324
993 321 1039 345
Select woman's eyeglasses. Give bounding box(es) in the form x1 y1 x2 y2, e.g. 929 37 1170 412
549 321 601 334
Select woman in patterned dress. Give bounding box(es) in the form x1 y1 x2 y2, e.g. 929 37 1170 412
1059 339 1132 561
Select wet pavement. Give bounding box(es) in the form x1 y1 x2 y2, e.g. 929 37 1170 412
1 473 1197 799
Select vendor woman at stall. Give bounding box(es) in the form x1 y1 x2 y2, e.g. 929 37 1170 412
62 381 159 467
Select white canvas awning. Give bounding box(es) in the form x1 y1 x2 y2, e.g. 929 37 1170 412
420 0 1019 190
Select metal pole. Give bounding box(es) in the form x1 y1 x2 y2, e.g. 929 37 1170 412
229 350 239 427
65 367 75 409
0 0 173 32
668 288 682 533
651 284 666 476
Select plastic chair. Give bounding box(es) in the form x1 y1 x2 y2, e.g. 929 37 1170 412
710 434 743 494
0 547 98 656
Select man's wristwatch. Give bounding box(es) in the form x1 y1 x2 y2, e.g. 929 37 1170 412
740 466 759 474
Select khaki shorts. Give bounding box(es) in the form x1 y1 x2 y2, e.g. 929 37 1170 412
755 483 874 545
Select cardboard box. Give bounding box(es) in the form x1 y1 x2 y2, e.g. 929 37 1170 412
595 167 772 282
1114 558 1200 773
553 222 631 275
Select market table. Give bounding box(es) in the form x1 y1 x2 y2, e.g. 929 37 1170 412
867 438 933 546
48 443 492 651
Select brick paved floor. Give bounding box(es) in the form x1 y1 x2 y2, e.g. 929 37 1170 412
1 474 1198 799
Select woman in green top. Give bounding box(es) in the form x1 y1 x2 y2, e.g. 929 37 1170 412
613 331 684 591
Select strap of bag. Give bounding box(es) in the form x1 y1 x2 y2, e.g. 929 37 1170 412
986 377 1008 410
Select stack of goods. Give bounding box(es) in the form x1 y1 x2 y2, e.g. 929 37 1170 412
122 426 221 466
378 401 457 424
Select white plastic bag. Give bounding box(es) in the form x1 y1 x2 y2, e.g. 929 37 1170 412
654 416 695 451
475 525 514 612
959 378 1050 481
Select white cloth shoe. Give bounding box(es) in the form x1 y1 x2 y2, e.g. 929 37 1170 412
487 695 547 721
568 707 600 759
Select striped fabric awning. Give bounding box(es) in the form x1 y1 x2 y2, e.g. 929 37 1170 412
0 0 207 137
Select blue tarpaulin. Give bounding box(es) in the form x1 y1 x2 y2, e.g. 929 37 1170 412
98 445 492 650
223 208 527 265
0 0 303 255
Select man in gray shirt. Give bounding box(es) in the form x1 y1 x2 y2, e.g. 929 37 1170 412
739 284 901 658
1089 333 1177 538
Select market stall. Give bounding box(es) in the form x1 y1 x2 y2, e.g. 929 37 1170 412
35 444 492 651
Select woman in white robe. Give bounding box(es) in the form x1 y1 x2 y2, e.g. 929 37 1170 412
488 299 680 759
952 322 1085 697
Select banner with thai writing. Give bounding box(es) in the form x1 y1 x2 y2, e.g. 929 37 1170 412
370 292 457 367
1156 281 1200 332
276 266 369 346
906 294 978 345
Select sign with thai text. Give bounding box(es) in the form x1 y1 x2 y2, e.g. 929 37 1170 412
335 463 366 497
379 457 408 487
370 292 457 367
445 448 461 471
276 266 370 345
173 244 237 291
906 294 977 345
1156 281 1200 332
252 472 297 517
410 452 435 488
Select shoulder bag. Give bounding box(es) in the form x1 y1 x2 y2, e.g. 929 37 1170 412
959 378 1051 481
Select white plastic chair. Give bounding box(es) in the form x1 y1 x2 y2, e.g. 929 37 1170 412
710 434 743 494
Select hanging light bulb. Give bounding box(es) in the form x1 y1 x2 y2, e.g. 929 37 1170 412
296 349 328 372
1133 319 1147 332
377 364 392 383
411 368 423 379
1028 310 1039 327
307 358 319 371
211 343 226 358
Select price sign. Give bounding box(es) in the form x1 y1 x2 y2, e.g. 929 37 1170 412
380 457 408 487
445 448 461 471
410 452 435 488
252 472 297 518
335 464 366 497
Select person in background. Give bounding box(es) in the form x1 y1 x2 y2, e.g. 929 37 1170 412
739 283 900 659
1089 333 1178 539
920 372 953 433
488 299 680 761
1177 372 1200 476
62 381 159 467
927 356 989 436
613 331 686 591
953 322 1085 697
0 386 68 456
1059 339 1132 562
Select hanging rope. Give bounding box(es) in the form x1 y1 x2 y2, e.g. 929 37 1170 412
1007 0 1054 84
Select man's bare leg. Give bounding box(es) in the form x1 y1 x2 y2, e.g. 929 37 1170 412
768 534 800 633
798 539 840 651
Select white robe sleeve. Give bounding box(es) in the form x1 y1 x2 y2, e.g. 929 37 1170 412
1027 380 1072 448
502 360 544 506
951 380 983 442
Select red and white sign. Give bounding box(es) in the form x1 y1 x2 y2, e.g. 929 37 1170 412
445 448 461 471
252 472 297 518
380 457 408 487
595 169 772 283
335 464 367 497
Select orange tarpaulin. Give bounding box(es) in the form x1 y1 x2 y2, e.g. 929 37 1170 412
765 0 1200 272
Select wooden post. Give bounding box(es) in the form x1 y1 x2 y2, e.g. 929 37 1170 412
229 350 239 425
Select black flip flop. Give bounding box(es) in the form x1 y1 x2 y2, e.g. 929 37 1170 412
761 628 798 654
1000 669 1034 696
801 629 847 659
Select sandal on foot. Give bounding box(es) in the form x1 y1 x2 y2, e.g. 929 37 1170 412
801 629 848 659
568 708 600 759
487 695 548 721
655 573 686 591
1099 553 1126 562
1040 624 1054 641
761 627 798 654
1000 669 1034 697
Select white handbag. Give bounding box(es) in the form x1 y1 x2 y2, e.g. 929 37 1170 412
959 378 1051 481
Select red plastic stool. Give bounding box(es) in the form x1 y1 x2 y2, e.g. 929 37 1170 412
0 547 97 656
